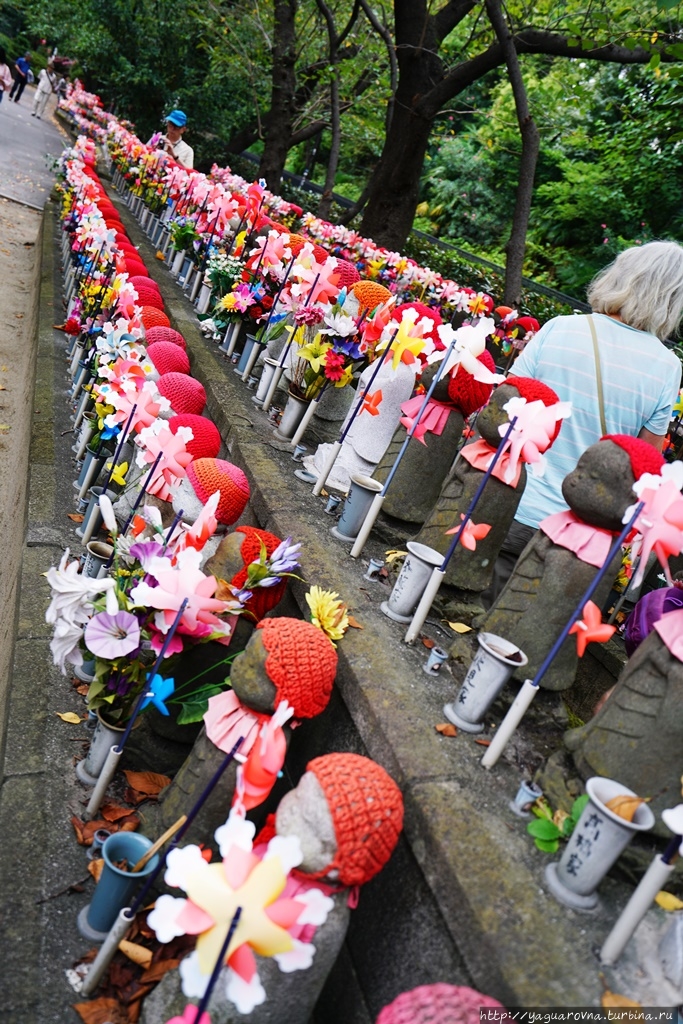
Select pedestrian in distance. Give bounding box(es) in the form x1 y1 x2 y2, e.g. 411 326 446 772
31 61 57 119
9 51 31 103
0 48 12 103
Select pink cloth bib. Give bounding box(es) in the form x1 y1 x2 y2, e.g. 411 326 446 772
540 510 615 568
460 438 521 487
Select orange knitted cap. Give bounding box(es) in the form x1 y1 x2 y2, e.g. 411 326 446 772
140 306 171 331
256 617 337 718
231 526 287 622
376 984 505 1024
157 372 206 415
601 434 665 479
186 457 250 525
352 280 392 314
306 753 403 886
147 341 190 376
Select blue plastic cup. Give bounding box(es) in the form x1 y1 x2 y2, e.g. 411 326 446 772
80 832 160 938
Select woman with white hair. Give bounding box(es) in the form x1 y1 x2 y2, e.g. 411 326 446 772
484 240 683 603
31 61 56 119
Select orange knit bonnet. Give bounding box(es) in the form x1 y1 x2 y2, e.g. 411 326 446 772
306 753 404 886
256 617 337 718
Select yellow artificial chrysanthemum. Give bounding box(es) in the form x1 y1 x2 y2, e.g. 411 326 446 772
220 293 239 311
305 585 349 644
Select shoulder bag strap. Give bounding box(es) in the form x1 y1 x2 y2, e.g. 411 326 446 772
588 314 607 436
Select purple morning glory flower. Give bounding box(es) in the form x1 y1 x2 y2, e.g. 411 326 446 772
84 610 141 659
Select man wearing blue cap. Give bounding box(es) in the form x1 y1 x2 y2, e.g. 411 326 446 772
163 109 194 169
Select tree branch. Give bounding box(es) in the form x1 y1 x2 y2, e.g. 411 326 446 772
359 0 398 132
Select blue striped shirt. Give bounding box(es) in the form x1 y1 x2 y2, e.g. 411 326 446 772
512 313 681 528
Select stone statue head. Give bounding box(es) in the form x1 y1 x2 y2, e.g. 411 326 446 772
275 753 404 885
562 435 664 531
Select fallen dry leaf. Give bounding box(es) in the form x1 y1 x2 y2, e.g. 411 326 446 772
447 621 472 633
55 711 83 724
422 637 436 649
655 890 683 912
73 996 128 1024
605 795 646 822
155 251 165 260
71 814 139 846
118 940 153 969
435 723 457 737
75 683 89 696
0 385 5 391
601 990 642 1011
101 802 136 823
67 513 84 523
214 577 236 602
474 738 491 747
123 770 171 797
87 858 104 883
139 958 180 984
384 549 407 564
0 424 9 432
346 615 364 630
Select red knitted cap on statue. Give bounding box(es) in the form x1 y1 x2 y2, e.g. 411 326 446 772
334 258 361 288
186 458 250 525
376 984 505 1024
157 372 206 414
129 275 161 293
231 526 287 622
601 434 665 479
147 341 190 376
140 306 171 331
134 288 165 311
145 325 186 349
447 350 497 417
305 753 403 887
257 617 337 717
505 375 563 443
169 414 221 459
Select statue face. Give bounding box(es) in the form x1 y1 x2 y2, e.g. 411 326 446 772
421 362 450 403
275 771 338 877
171 476 204 522
562 441 636 530
229 631 278 713
476 384 520 447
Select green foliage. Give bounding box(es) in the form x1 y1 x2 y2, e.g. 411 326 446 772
527 793 590 853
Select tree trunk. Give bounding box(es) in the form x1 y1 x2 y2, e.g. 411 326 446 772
485 0 540 307
258 0 298 190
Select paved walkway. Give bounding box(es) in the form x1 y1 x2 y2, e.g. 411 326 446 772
0 89 67 208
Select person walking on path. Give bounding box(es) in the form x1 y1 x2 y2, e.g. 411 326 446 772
31 62 57 119
484 240 683 604
0 48 13 103
9 52 31 103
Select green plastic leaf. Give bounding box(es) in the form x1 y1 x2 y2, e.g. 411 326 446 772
570 793 590 824
175 686 223 725
534 837 560 854
527 818 561 841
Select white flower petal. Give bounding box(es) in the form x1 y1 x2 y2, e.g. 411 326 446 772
291 887 335 927
273 939 316 973
164 845 208 889
179 950 209 999
225 967 266 1014
263 834 303 874
146 894 187 943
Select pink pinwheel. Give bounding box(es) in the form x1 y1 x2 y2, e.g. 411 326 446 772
84 610 141 659
497 395 571 486
129 547 236 635
111 382 168 432
291 255 340 307
445 514 492 551
629 476 683 586
136 424 194 500
569 600 616 657
174 491 220 554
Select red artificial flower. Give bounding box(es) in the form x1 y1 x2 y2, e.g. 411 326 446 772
323 350 346 381
248 306 263 320
64 317 81 336
261 295 274 310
